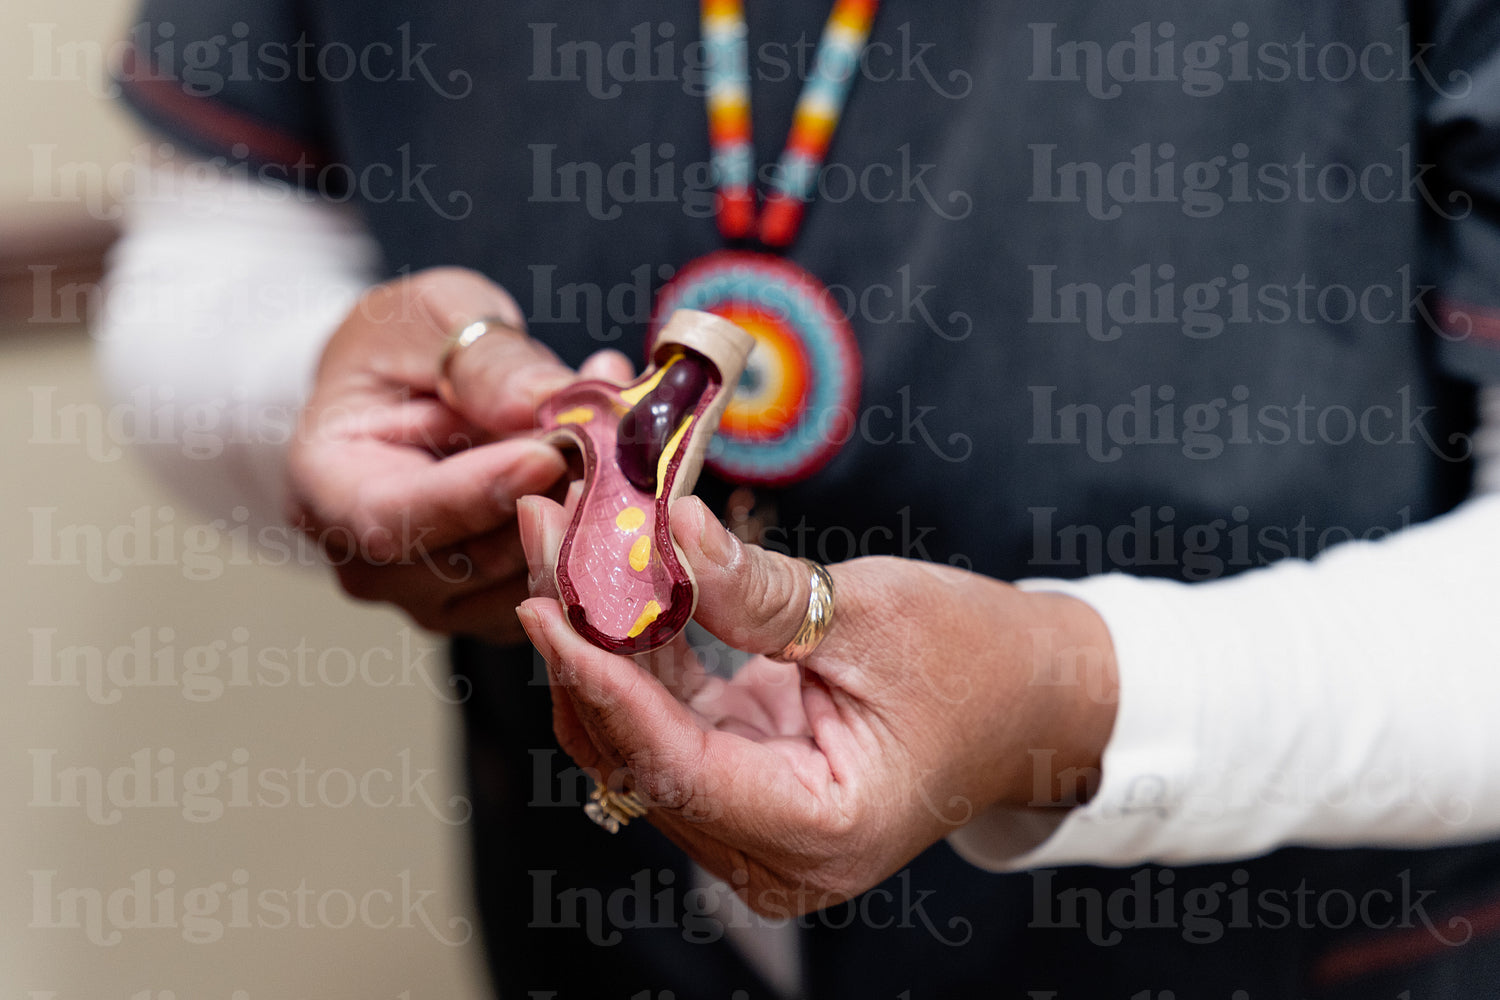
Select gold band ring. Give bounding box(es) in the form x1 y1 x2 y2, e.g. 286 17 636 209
584 784 649 834
769 558 836 663
435 317 522 409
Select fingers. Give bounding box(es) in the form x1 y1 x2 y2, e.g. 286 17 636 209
669 497 850 663
519 598 795 827
319 267 529 390
518 598 706 802
326 268 592 438
332 525 524 601
311 393 482 457
332 527 533 643
450 345 633 438
437 576 534 645
518 489 711 701
441 321 578 435
578 349 635 384
292 436 567 561
517 597 845 860
516 492 569 601
397 266 528 342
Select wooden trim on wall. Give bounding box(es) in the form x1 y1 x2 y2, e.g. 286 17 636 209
0 209 120 330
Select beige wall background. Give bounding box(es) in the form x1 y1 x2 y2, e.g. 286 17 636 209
1 1 141 209
3 3 490 997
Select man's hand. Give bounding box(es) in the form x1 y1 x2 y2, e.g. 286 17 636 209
287 267 630 644
516 493 1119 915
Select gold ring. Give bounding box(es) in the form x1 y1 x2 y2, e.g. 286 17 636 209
769 558 836 663
584 783 649 834
436 317 521 409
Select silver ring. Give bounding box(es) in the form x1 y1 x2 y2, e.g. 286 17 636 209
584 784 649 834
436 317 521 409
769 558 836 663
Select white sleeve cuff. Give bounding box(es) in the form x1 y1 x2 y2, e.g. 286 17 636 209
93 160 381 533
950 492 1500 872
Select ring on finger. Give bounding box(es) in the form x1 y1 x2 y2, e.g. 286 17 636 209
436 317 523 409
769 558 836 663
584 784 649 834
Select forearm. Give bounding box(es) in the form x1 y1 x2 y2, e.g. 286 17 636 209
93 159 381 532
956 390 1500 869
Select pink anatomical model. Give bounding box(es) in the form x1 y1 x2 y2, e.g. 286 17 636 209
536 310 755 654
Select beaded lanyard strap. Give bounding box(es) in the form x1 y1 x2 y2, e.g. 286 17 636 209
651 0 880 486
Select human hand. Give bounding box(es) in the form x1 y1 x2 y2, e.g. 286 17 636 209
515 493 1119 915
287 267 631 644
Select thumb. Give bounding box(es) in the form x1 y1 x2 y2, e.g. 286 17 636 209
670 496 844 660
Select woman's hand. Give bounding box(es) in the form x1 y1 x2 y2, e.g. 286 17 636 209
286 267 631 644
516 493 1119 915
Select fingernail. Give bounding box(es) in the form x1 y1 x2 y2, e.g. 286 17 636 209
516 496 540 557
497 443 566 511
518 603 565 674
515 604 549 658
521 364 578 402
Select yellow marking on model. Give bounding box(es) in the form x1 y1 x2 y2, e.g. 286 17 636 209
629 535 652 572
553 406 595 425
655 416 696 487
616 506 646 532
626 600 662 638
617 353 682 406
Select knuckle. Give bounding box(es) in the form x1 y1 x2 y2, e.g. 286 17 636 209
637 768 694 812
406 266 490 309
628 736 708 815
415 267 521 337
818 801 863 844
743 551 799 632
348 504 399 563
